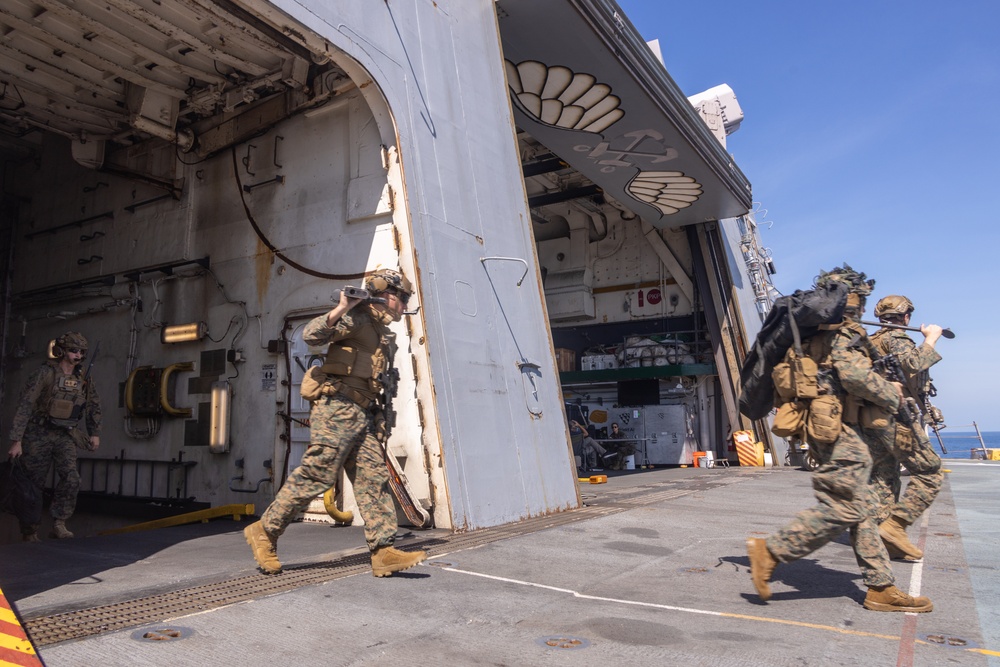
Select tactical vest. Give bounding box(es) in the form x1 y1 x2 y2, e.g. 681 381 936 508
41 363 89 428
306 306 396 408
870 328 927 400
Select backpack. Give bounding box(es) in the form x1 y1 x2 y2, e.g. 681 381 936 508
738 282 848 420
0 459 42 526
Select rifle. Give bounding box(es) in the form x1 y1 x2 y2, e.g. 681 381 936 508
66 341 100 423
870 352 922 429
67 342 100 449
82 341 100 387
920 382 948 454
374 367 431 528
861 320 955 339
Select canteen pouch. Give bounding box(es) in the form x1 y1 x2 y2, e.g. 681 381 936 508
300 366 328 402
771 362 795 401
771 400 808 438
807 394 843 444
860 404 891 430
791 354 819 399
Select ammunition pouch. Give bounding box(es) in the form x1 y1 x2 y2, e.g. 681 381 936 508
860 404 891 430
772 350 819 401
299 366 375 410
842 395 862 424
300 366 328 402
46 373 86 426
771 400 808 438
48 398 76 421
807 395 843 444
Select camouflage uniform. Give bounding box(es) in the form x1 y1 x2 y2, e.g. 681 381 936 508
260 308 398 551
867 328 942 524
8 360 101 534
765 320 900 589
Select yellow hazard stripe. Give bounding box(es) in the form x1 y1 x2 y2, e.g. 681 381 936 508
0 632 37 654
1 585 42 666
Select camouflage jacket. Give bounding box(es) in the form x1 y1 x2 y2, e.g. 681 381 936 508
818 322 901 413
303 304 396 403
8 360 102 442
870 329 941 401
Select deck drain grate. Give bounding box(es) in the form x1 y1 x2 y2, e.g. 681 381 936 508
131 626 195 642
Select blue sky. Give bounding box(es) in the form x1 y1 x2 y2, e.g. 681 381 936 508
619 0 999 432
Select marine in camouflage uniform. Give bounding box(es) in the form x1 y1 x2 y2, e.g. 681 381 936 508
867 295 944 560
7 332 101 541
244 269 427 577
747 266 932 613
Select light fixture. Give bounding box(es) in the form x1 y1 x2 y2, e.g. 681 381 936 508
209 381 231 454
161 322 207 344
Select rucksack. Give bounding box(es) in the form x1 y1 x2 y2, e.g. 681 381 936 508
0 459 42 526
739 282 848 420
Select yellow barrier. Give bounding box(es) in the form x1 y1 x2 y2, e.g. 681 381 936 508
733 430 765 467
98 503 255 536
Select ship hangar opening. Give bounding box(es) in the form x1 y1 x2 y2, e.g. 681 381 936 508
0 0 776 542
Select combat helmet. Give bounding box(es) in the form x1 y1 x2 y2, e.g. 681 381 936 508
365 268 413 301
875 295 914 320
814 264 874 310
53 331 88 358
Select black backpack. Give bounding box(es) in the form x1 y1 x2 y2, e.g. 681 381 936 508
739 282 848 420
0 459 42 526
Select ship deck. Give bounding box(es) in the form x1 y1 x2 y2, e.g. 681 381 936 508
2 460 997 666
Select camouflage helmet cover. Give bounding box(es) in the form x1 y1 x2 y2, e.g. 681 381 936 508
55 331 89 351
365 268 412 296
814 263 875 297
875 295 914 319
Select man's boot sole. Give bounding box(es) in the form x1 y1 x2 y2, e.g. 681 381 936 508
863 600 933 613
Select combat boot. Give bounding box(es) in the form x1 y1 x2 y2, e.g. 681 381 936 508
371 545 427 577
50 520 74 539
879 515 922 560
863 585 933 613
244 521 282 574
885 541 921 562
22 531 40 543
746 537 778 601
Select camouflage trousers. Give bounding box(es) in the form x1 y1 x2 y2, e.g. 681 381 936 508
19 422 80 531
766 423 893 588
867 422 942 525
261 395 397 551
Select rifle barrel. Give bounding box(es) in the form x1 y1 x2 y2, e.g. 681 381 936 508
861 321 955 339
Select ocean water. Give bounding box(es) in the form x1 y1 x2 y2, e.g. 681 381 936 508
932 430 999 458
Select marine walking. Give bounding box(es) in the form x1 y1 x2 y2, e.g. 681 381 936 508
6 332 101 542
244 269 427 577
867 295 946 560
744 265 932 613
